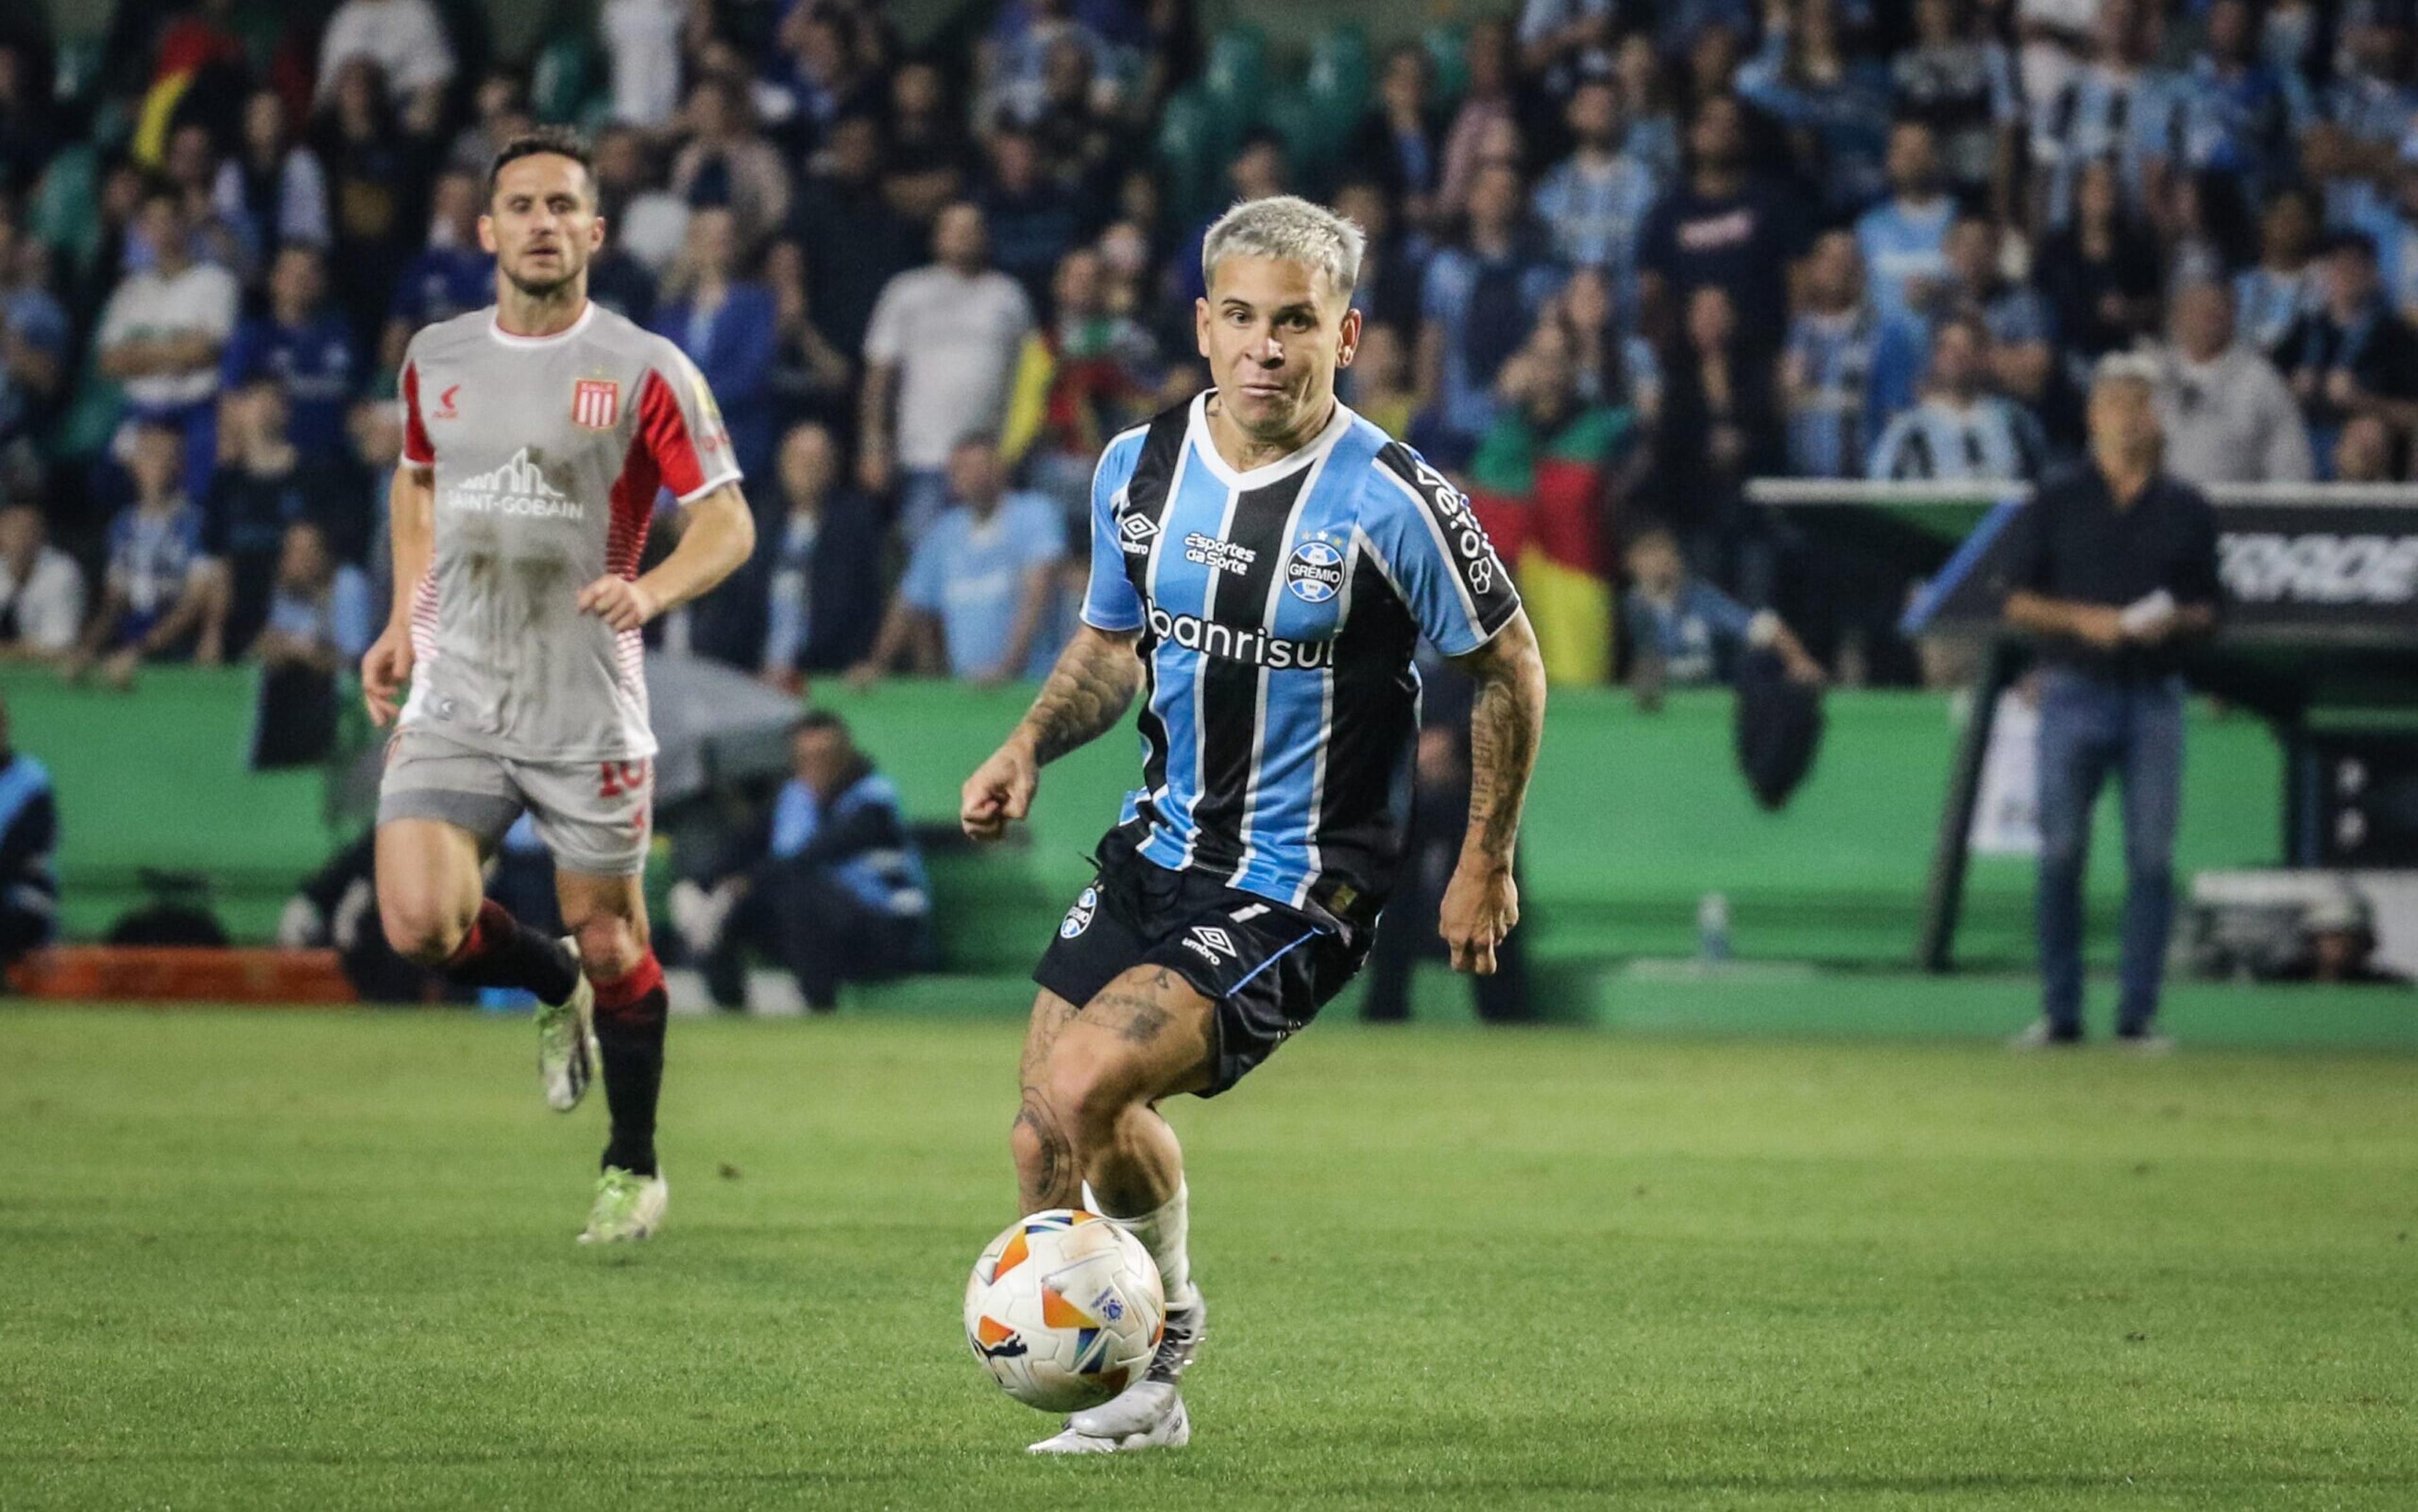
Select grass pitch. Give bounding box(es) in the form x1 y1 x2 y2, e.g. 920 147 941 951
4 1004 2414 1510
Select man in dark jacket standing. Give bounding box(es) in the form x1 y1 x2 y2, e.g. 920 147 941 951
1998 354 2222 1050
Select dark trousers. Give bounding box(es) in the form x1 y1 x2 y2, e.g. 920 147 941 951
1361 788 1534 1024
2035 668 2186 1035
708 860 922 1011
0 899 52 965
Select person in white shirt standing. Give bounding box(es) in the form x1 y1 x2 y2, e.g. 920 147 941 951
315 0 457 130
96 188 239 506
858 202 1035 541
2153 280 2315 488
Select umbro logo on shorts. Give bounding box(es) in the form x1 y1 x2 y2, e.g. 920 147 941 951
1184 926 1238 963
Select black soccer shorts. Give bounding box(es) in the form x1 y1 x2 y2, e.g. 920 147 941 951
1033 826 1371 1094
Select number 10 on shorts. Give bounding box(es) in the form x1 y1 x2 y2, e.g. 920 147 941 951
596 761 649 799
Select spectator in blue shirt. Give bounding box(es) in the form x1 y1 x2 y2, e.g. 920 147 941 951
1783 229 1926 478
2235 186 2324 363
1936 213 2056 412
849 435 1069 688
1892 0 2021 213
2155 1 2290 206
222 245 361 464
2030 6 2170 230
2339 148 2418 327
0 209 66 451
1417 161 1565 456
1622 526 1822 690
1855 122 1958 329
255 518 373 671
2299 9 2418 187
1737 0 1894 216
67 421 228 687
379 168 492 370
249 516 375 768
654 206 780 491
1869 314 2048 480
1530 79 1660 320
669 710 931 1013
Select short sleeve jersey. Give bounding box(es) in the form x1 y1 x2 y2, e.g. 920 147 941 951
1081 392 1522 916
397 302 740 761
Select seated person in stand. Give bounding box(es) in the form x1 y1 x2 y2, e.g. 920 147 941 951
1621 526 1822 695
669 711 931 1013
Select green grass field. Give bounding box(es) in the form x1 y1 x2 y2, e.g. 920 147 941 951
5 1004 2415 1510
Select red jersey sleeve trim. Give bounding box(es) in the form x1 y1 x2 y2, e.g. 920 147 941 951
635 368 712 500
399 361 436 466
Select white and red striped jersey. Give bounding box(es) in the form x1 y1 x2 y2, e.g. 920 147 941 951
395 302 739 761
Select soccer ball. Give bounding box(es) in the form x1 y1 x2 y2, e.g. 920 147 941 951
964 1209 1165 1413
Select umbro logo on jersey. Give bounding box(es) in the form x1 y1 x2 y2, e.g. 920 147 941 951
572 378 620 430
1182 926 1238 964
1118 513 1159 557
1184 532 1257 575
448 447 584 520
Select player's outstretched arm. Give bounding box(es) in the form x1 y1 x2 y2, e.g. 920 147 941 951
578 483 756 632
1439 610 1548 975
959 624 1142 842
362 463 434 727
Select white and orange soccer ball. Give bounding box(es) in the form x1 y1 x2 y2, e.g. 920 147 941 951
964 1209 1165 1412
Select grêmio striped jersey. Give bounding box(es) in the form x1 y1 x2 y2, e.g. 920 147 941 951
1081 392 1522 920
395 302 741 763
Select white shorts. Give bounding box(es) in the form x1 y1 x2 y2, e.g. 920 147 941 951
376 727 654 877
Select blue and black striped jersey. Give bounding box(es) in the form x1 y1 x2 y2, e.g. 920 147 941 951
1081 392 1522 919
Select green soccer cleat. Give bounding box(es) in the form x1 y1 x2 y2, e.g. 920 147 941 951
578 1166 667 1245
535 940 597 1113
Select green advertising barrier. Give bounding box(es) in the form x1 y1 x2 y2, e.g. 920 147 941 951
0 668 2281 969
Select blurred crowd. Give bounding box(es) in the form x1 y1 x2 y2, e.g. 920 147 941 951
0 0 2412 697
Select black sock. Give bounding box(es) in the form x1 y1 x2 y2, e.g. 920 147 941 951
593 954 667 1177
442 900 579 1001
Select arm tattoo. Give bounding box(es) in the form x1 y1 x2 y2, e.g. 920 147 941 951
1457 618 1548 863
1017 629 1143 766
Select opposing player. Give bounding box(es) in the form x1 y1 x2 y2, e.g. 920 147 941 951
361 128 755 1244
960 196 1548 1451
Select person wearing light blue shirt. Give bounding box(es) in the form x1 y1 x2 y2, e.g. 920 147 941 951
851 435 1069 686
1855 123 1958 329
1869 314 2047 481
1784 231 1926 479
1530 79 1661 317
2234 185 2324 362
2033 54 2171 229
2337 156 2418 327
1419 161 1566 449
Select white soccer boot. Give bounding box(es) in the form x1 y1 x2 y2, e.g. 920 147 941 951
578 1166 667 1244
1028 1293 1205 1453
535 938 598 1112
